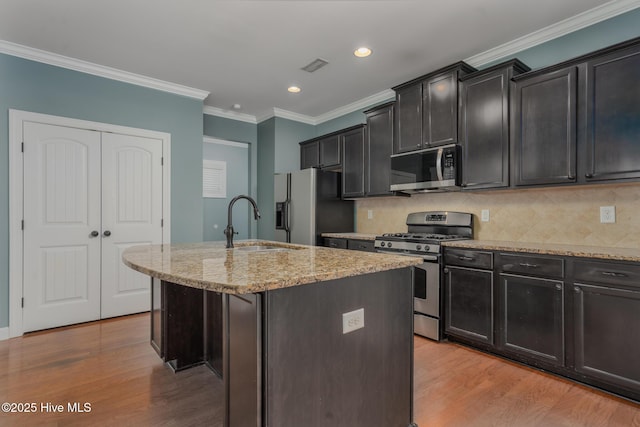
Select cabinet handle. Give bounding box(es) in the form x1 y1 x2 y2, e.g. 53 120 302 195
458 256 475 262
574 286 581 294
103 230 112 237
601 271 628 278
519 262 539 268
90 230 99 237
444 268 449 274
585 173 594 179
555 284 562 291
567 175 575 180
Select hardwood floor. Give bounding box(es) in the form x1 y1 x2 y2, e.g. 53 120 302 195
0 314 637 426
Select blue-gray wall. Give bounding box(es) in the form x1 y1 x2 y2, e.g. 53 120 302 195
0 53 204 328
257 119 276 239
203 114 258 238
203 142 250 241
275 117 316 173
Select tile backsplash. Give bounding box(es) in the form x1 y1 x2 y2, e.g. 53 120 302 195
355 183 640 249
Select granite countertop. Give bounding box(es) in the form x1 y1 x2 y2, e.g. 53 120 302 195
122 240 420 295
443 240 640 262
321 232 378 241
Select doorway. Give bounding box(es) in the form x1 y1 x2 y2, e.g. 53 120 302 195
9 110 171 336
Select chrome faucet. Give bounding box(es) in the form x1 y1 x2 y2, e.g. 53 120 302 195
224 195 261 248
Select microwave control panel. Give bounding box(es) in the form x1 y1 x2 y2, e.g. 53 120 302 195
443 151 456 180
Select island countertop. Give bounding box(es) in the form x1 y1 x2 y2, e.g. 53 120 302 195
122 240 420 294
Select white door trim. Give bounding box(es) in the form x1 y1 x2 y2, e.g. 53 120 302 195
9 109 171 338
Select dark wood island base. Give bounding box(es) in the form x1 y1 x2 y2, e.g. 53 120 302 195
151 268 416 427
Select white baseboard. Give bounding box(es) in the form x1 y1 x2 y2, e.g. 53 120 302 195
0 327 9 341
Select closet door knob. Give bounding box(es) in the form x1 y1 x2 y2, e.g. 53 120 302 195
90 230 99 237
103 230 112 237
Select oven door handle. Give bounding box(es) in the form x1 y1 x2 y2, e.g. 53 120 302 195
375 249 438 262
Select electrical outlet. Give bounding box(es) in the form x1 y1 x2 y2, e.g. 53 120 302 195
367 210 373 220
342 308 364 334
600 206 616 224
481 209 490 222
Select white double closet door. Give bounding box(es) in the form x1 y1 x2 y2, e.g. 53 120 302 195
22 122 163 332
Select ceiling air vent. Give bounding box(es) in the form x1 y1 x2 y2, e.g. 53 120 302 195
301 58 329 73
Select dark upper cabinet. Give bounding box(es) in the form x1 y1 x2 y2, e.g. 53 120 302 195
300 140 320 169
393 62 476 154
365 102 394 196
582 42 640 183
299 132 342 170
424 72 458 146
318 135 341 169
341 125 366 198
512 66 578 186
459 60 530 190
394 85 422 153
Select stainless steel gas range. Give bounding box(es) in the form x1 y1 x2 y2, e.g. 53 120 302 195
374 211 473 340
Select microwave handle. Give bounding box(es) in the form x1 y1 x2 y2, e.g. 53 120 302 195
436 148 444 182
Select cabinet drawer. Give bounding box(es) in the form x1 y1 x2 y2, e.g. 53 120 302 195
347 239 375 252
444 248 493 269
573 260 640 289
498 253 564 279
324 238 347 249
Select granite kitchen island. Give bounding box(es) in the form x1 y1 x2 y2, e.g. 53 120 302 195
122 240 421 427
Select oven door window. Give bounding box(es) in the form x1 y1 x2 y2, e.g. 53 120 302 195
413 263 440 318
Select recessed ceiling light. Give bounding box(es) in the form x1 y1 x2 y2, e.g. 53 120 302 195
354 47 372 58
288 86 301 93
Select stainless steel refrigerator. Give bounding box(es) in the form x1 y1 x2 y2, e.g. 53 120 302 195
274 168 354 245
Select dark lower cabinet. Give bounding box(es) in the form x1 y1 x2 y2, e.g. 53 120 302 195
444 266 494 346
153 281 204 371
572 283 640 393
444 249 640 401
498 274 564 366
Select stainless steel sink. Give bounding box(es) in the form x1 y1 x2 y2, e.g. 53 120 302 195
236 245 291 252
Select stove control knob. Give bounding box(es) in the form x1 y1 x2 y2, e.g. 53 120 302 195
387 242 393 248
416 245 422 251
380 242 386 247
424 245 430 252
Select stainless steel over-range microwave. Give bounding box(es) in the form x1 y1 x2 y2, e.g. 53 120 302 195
390 144 461 193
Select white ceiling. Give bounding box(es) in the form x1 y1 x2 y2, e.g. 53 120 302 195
0 1 636 121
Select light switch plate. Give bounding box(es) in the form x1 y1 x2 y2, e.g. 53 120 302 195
342 308 364 334
367 210 373 220
481 209 490 222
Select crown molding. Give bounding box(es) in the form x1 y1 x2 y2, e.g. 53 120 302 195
203 105 257 124
313 89 395 124
255 108 316 125
0 40 209 100
272 108 317 125
253 88 396 126
203 136 250 148
465 0 640 67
